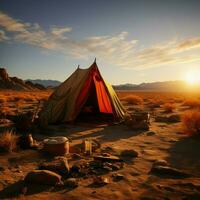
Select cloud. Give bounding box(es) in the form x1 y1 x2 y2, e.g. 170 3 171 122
176 37 200 51
0 11 200 70
51 27 72 36
0 11 27 32
0 30 9 41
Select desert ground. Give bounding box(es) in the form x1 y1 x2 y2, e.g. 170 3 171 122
0 90 200 200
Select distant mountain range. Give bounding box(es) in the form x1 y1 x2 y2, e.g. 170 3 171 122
1 67 199 92
113 81 200 92
26 79 61 87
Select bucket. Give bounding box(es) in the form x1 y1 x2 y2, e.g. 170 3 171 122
43 136 69 155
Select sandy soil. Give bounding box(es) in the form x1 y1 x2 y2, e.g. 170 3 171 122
0 93 200 200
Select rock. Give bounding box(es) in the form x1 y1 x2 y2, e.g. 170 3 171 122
39 156 70 175
102 163 113 172
146 131 156 136
24 170 62 186
112 163 123 171
70 164 81 174
92 176 109 186
112 173 124 181
120 149 138 158
93 155 122 162
153 159 168 167
0 166 5 171
71 153 82 160
101 152 111 157
155 116 169 123
64 178 78 188
168 114 181 123
0 68 9 81
150 165 192 178
155 114 180 123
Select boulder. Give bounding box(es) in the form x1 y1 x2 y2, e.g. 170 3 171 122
24 170 62 185
39 156 70 175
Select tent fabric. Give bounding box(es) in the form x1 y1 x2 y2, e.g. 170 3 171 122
39 61 126 124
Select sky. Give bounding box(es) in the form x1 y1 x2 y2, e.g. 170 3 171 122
0 0 200 84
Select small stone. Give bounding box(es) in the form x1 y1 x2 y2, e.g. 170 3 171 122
71 153 82 160
146 131 156 136
120 149 138 158
112 163 122 171
153 159 168 167
93 155 122 162
112 173 124 181
101 152 110 157
0 166 5 171
15 169 23 173
93 176 109 186
70 164 81 174
64 178 78 188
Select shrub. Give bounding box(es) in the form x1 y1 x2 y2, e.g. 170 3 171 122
182 110 200 136
122 95 143 105
148 99 162 109
163 103 175 113
0 130 18 152
183 99 200 109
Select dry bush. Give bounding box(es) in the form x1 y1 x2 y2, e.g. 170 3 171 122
0 130 18 152
122 95 143 105
183 99 200 109
148 99 163 108
163 103 175 113
182 110 200 136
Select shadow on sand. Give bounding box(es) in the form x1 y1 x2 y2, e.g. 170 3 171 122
35 123 145 144
166 134 200 176
0 180 76 199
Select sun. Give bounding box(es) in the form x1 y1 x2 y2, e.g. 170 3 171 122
185 71 200 85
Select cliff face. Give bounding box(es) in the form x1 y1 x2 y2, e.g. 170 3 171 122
0 68 46 91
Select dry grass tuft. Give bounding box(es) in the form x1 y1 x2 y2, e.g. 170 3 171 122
0 130 18 152
163 103 176 113
183 99 200 109
121 95 143 105
182 110 200 136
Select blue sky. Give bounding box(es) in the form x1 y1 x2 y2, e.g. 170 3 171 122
0 0 200 84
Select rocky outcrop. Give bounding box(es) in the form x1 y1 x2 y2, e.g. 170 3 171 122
0 68 9 81
0 67 46 91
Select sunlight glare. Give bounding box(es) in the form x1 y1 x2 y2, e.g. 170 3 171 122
185 71 200 85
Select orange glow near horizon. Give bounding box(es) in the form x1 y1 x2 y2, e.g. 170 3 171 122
185 70 200 85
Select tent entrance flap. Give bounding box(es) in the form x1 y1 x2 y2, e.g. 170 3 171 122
93 74 113 114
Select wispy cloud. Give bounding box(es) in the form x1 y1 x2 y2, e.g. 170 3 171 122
0 11 200 70
0 30 9 41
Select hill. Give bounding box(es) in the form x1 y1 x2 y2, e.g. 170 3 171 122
0 68 46 91
26 79 61 87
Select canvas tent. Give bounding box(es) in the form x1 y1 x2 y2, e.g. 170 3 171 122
39 61 126 124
